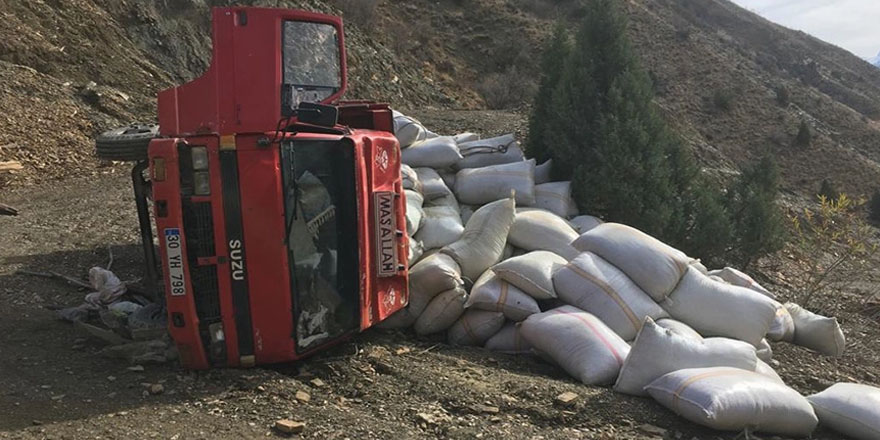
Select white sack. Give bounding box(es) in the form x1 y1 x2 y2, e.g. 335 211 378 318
655 318 703 340
484 322 533 354
492 251 566 300
415 206 464 250
534 159 552 184
401 164 421 193
508 210 579 260
808 383 880 440
414 287 467 335
755 359 784 384
393 113 427 148
425 192 460 212
533 182 575 218
662 267 777 346
785 303 846 357
756 338 773 362
767 303 795 342
441 198 516 282
459 204 476 225
401 136 462 169
454 159 536 206
553 253 668 341
438 169 456 190
415 167 453 200
409 253 464 299
456 134 525 170
404 190 425 237
569 215 603 234
645 367 818 437
691 260 709 275
708 267 775 299
465 270 541 321
452 132 480 144
519 305 630 386
573 223 693 302
447 310 506 346
408 239 424 267
614 318 758 396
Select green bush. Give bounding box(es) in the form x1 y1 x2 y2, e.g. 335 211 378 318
713 88 736 111
775 85 790 106
869 190 880 223
526 25 571 163
818 178 839 202
726 156 786 268
795 120 812 147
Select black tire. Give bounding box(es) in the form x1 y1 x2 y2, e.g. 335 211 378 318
95 124 160 162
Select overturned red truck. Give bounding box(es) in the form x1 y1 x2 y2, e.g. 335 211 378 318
95 7 409 369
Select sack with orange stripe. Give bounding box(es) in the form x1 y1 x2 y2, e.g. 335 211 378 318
454 159 536 205
645 367 818 437
552 252 668 341
532 181 577 218
508 209 580 260
572 222 695 302
465 270 541 321
484 322 533 354
492 250 567 301
447 310 506 346
519 305 630 386
613 318 758 396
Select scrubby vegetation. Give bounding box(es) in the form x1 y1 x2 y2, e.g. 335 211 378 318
527 0 784 266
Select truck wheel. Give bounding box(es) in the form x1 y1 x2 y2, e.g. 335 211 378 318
95 124 159 162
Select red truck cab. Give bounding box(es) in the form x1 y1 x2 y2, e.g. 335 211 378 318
146 7 408 369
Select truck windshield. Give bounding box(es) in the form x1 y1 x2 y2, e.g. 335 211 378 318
280 139 359 351
282 21 341 107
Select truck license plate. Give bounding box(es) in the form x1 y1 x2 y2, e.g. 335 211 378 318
374 192 398 277
164 228 187 296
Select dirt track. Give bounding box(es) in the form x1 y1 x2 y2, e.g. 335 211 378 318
1 111 878 439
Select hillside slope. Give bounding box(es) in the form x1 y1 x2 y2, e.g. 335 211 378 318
2 0 880 200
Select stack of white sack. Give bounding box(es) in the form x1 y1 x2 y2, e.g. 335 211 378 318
382 111 851 438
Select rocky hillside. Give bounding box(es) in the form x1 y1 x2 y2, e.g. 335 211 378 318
3 0 880 200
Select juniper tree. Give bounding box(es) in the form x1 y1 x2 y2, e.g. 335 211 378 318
526 24 571 163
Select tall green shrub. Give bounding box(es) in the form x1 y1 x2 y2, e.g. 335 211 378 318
726 156 786 268
526 25 571 163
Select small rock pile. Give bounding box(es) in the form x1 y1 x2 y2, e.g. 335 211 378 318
383 110 880 439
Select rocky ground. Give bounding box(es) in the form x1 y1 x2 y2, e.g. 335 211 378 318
0 111 878 440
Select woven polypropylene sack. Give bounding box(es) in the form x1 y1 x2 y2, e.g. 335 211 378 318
379 254 461 329
767 303 795 342
553 252 668 341
808 383 880 440
708 267 775 299
447 310 506 346
401 136 463 169
519 305 630 385
454 159 536 206
662 267 777 346
756 338 773 362
408 239 425 267
452 132 480 144
573 223 693 302
492 251 566 300
404 190 425 237
508 210 579 260
415 206 464 250
613 318 757 396
401 164 422 193
441 197 516 282
484 322 533 354
784 303 846 357
455 134 525 170
459 204 476 225
533 182 575 218
414 287 468 335
414 167 453 200
569 215 603 234
755 359 784 384
465 270 540 321
534 159 552 185
655 318 703 340
645 367 818 437
393 113 428 148
438 169 456 190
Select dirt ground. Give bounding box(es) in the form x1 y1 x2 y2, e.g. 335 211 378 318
1 111 878 440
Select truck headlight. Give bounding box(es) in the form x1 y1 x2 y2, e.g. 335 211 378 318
194 171 211 195
191 146 209 170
